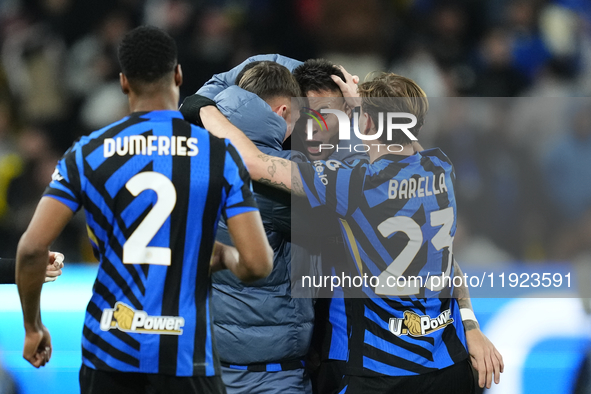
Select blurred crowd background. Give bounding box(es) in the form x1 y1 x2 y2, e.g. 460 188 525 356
0 0 590 265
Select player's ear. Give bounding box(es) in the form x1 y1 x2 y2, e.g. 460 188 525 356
279 104 288 119
344 103 352 118
270 104 287 118
174 64 183 87
120 73 130 95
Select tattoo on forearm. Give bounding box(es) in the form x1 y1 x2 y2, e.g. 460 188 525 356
452 259 479 331
291 173 305 196
463 320 479 331
453 260 470 305
253 153 308 196
257 154 273 162
258 178 290 193
257 154 289 178
455 285 470 308
257 154 289 166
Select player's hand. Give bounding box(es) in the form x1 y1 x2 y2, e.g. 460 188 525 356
331 65 361 109
23 324 52 368
404 311 422 337
45 252 64 283
210 242 227 273
210 242 239 274
465 328 504 389
113 303 135 330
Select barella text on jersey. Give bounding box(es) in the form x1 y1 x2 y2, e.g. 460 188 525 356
388 172 448 200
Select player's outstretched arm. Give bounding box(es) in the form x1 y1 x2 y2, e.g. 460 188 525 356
221 211 273 282
198 105 306 196
17 197 73 368
453 259 504 389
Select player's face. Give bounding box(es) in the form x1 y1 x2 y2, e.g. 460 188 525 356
299 90 347 161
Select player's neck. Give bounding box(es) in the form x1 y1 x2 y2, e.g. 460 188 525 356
127 91 179 113
369 143 415 163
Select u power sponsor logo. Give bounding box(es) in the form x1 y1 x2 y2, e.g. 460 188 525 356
388 309 453 337
100 302 185 335
304 109 418 153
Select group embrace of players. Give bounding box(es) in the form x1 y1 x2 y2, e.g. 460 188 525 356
14 26 503 394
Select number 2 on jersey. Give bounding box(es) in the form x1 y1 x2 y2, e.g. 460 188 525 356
375 207 454 296
122 172 177 265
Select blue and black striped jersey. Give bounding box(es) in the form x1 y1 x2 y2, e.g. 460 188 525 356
44 110 258 377
298 149 468 376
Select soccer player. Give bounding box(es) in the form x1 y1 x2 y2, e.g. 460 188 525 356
0 252 63 284
16 26 272 394
183 60 315 394
194 71 503 392
289 59 496 393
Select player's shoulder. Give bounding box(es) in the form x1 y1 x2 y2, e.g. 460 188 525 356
75 114 141 153
65 127 112 158
420 147 454 166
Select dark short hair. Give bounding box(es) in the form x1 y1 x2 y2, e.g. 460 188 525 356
237 61 302 101
118 26 177 83
293 59 345 96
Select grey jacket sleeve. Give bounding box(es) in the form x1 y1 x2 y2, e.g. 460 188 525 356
196 54 303 99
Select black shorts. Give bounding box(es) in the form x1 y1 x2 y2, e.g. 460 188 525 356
312 360 346 394
337 359 475 394
79 365 227 394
